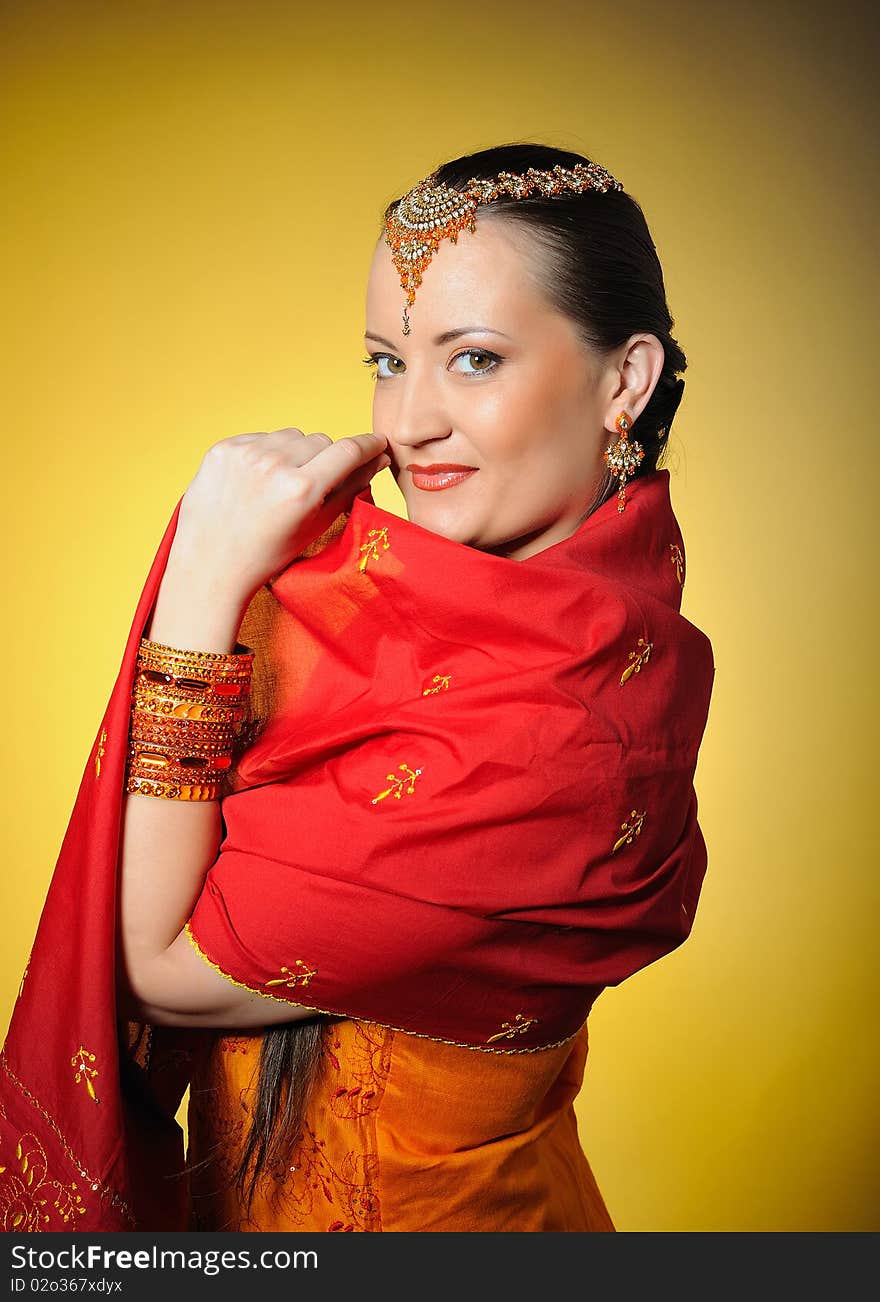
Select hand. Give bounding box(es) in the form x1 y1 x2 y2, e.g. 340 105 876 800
171 427 390 607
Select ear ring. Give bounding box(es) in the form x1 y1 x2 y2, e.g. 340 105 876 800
604 411 645 513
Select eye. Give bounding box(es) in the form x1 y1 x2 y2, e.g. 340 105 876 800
362 353 405 381
361 348 502 380
451 349 501 377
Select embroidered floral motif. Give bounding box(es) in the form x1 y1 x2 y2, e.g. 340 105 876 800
0 1057 131 1218
486 1013 538 1044
612 809 646 854
325 1022 392 1121
0 1055 132 1223
218 1037 252 1056
268 1129 381 1232
71 1047 99 1104
188 1022 391 1232
268 1023 390 1231
422 673 452 695
264 960 318 990
94 728 108 779
0 1133 86 1231
670 543 684 585
357 528 391 573
371 762 423 805
620 638 653 685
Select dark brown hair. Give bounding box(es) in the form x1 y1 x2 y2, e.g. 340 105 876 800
234 140 686 1211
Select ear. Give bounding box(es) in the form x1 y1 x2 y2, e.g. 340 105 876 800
602 334 665 430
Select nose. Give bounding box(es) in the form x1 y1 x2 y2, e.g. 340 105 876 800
380 361 453 451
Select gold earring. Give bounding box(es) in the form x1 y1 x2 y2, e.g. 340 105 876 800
604 411 644 513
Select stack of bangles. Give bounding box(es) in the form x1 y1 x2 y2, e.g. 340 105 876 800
124 636 255 802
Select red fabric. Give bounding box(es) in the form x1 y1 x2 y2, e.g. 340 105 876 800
0 468 714 1232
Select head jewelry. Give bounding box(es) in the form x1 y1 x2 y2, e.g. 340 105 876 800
384 160 624 335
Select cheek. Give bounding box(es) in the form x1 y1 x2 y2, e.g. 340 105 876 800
456 379 544 456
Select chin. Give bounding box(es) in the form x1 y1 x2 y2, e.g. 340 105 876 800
404 497 471 543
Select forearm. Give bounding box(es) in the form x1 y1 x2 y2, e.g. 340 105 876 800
116 544 250 1002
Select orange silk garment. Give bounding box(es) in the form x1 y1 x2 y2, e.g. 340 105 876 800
186 1017 614 1232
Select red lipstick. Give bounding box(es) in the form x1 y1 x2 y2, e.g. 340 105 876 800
407 463 478 492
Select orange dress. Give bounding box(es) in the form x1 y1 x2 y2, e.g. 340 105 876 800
186 1017 614 1232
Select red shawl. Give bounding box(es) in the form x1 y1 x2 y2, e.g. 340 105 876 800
0 468 714 1232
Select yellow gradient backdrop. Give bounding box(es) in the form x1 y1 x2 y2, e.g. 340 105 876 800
2 0 877 1232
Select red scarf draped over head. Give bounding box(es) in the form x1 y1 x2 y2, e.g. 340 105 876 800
1 468 714 1232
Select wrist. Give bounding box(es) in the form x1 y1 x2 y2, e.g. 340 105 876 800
147 548 252 653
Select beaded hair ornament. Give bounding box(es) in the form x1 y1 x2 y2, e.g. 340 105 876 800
383 160 624 337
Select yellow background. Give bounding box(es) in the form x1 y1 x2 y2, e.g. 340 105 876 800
2 0 877 1232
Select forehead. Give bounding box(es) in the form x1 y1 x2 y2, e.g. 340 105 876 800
366 215 549 319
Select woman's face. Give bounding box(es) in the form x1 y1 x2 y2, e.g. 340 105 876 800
364 215 654 560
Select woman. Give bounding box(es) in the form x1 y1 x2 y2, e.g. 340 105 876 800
0 142 714 1233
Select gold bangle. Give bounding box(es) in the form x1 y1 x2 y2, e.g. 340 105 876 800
134 672 251 709
128 730 235 759
127 755 232 785
125 774 222 802
129 711 239 747
131 690 248 726
137 637 255 680
138 635 255 663
128 741 235 770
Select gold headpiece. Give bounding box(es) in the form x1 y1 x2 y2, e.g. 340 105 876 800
384 160 624 335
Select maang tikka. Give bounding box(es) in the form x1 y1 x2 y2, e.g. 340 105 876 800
383 160 624 338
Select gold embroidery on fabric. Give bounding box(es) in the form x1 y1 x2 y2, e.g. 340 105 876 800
94 728 108 779
0 1132 86 1231
0 1055 134 1222
422 673 452 695
370 762 423 804
71 1047 100 1104
181 925 310 1009
264 960 318 990
612 809 646 854
357 527 391 573
670 543 684 584
486 1013 538 1044
620 638 653 685
182 924 582 1056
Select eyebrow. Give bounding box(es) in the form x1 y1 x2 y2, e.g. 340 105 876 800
364 327 512 349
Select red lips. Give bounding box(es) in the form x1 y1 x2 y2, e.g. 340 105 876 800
407 464 478 492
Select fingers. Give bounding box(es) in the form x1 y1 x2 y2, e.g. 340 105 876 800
279 432 386 505
222 429 329 449
228 429 385 465
312 451 391 527
311 432 387 478
206 427 388 513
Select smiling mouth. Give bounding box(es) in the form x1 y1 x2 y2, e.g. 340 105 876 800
407 465 479 492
